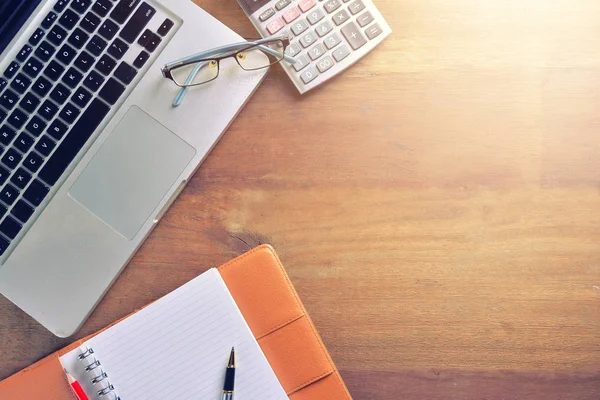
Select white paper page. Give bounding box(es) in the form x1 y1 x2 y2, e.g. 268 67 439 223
60 268 287 400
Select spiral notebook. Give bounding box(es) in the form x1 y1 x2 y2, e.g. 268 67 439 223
59 268 288 400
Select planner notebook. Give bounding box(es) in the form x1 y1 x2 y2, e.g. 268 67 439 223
0 245 353 400
59 269 288 400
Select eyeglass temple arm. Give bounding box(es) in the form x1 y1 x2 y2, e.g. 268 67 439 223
172 61 208 107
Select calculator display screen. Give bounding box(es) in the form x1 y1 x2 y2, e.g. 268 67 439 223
238 0 271 14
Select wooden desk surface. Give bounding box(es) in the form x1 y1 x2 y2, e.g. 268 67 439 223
1 1 599 398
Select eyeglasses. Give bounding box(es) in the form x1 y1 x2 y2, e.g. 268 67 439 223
162 35 295 106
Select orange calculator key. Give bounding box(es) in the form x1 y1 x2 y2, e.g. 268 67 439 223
266 18 285 34
298 0 316 12
282 7 301 23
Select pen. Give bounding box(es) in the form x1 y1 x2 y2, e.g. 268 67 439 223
65 369 90 400
221 347 236 400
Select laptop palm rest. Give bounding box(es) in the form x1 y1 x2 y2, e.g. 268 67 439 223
69 106 195 240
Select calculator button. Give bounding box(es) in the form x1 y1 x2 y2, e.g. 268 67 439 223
324 32 342 49
341 21 367 49
315 20 333 37
285 42 302 57
299 31 318 48
365 23 383 40
290 19 309 36
282 7 300 23
308 43 326 60
306 8 324 25
332 44 351 61
357 11 374 27
275 0 291 11
323 0 341 13
259 7 275 22
348 0 365 15
298 0 316 12
332 9 349 25
292 54 310 71
267 18 285 35
300 66 319 84
316 55 335 73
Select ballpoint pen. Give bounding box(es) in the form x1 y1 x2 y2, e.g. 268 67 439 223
221 347 236 400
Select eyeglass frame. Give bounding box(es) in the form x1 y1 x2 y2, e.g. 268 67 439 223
161 35 295 106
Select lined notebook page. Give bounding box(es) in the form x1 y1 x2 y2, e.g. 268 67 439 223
60 268 287 400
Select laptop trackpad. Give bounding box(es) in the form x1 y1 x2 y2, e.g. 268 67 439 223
69 106 195 240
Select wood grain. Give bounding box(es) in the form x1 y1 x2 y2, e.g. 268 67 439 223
2 0 600 398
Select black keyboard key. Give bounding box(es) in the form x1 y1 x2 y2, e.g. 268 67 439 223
54 0 70 12
0 165 9 185
96 54 116 75
48 119 68 140
72 0 92 13
59 8 80 30
16 45 33 62
2 149 22 170
48 24 68 46
35 41 56 62
24 152 44 173
120 2 156 43
0 126 15 146
11 168 32 190
72 86 92 107
133 50 149 68
24 180 49 206
44 60 65 81
0 78 6 91
140 29 162 51
98 19 118 41
4 61 19 79
0 215 22 239
25 115 47 137
11 200 34 223
15 133 34 153
42 11 58 29
23 57 43 78
81 12 101 33
0 90 19 110
98 77 125 105
0 184 19 205
10 73 31 94
8 109 28 130
0 204 6 220
86 35 107 56
110 0 141 23
114 62 136 84
92 0 113 17
39 100 59 121
50 83 71 104
107 38 129 60
0 235 10 255
62 67 84 88
32 76 52 97
35 135 56 157
0 110 5 124
39 99 110 185
19 93 40 113
74 51 95 72
83 70 104 91
29 28 45 46
157 18 174 36
68 28 89 49
56 44 78 65
59 102 80 124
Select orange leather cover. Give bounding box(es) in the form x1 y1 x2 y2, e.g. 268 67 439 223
0 245 352 400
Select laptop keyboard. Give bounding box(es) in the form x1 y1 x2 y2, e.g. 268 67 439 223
0 0 175 257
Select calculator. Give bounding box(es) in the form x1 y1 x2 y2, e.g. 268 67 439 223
236 0 391 94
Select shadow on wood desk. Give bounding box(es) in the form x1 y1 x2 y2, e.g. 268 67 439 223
1 0 599 399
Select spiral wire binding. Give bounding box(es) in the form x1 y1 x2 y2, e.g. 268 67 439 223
78 346 121 400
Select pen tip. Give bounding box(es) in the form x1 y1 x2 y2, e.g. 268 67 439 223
228 347 236 368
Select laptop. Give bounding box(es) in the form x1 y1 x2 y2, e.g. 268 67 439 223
0 0 268 337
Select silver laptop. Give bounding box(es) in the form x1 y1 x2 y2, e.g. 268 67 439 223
0 0 267 337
